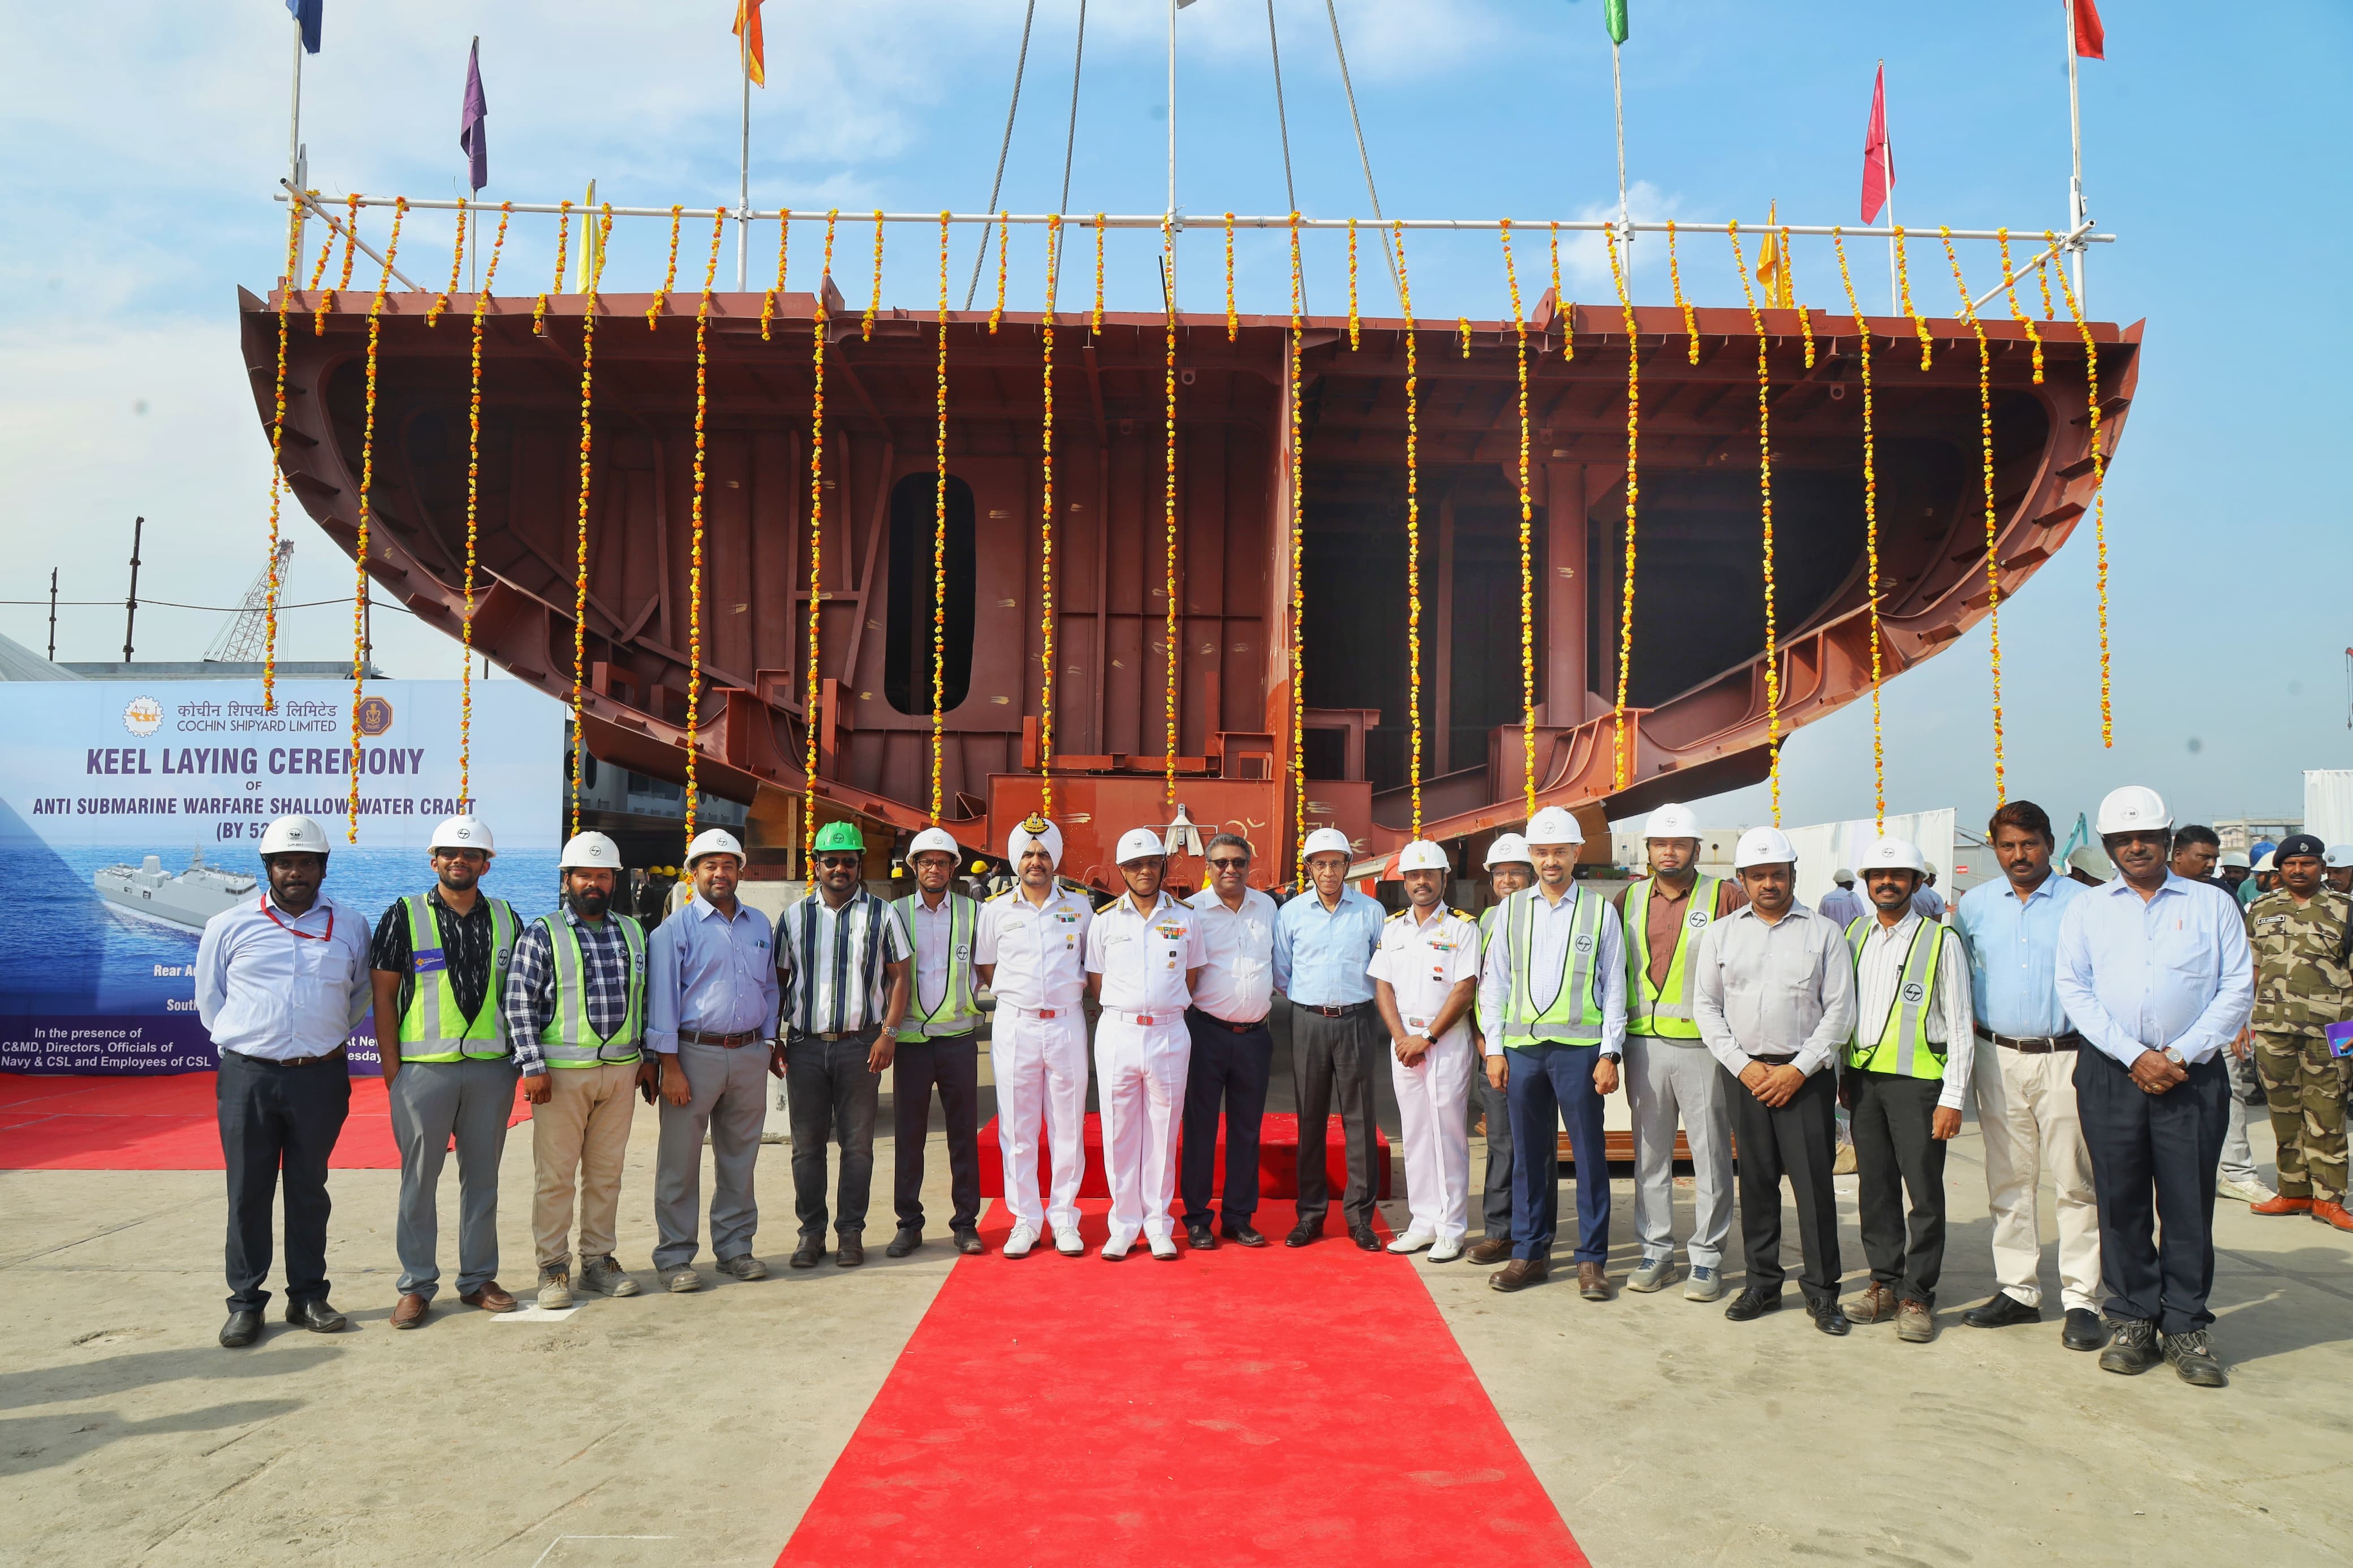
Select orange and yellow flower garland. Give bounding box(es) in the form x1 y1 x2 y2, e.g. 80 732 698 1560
989 211 1010 336
804 212 838 861
1162 214 1180 809
1501 220 1537 815
1667 220 1699 365
1394 220 1423 835
865 209 886 342
1223 212 1238 342
316 191 359 336
1942 230 2006 803
1038 213 1063 817
1092 214 1106 336
262 202 304 713
429 198 468 327
683 208 726 845
1780 224 1816 370
932 213 951 819
1729 222 1782 824
761 209 791 342
568 204 614 839
1893 224 1932 370
1550 222 1574 361
457 202 512 806
348 196 407 840
2048 236 2114 748
533 200 571 338
1346 219 1360 351
1287 210 1308 871
1996 229 2044 383
647 204 683 330
1604 230 1641 790
1833 230 1887 829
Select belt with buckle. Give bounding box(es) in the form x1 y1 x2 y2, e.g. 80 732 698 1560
1975 1026 2082 1054
232 1046 346 1069
1188 1007 1266 1033
680 1029 762 1049
1106 1008 1173 1026
1297 1000 1367 1019
796 1026 877 1043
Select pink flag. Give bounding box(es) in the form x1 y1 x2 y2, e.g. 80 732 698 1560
1860 63 1894 224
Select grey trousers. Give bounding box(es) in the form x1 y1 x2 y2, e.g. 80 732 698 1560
387 1057 520 1300
1624 1036 1734 1269
653 1039 771 1270
785 1030 882 1239
1473 1064 1514 1240
1291 1003 1381 1232
2219 1044 2265 1188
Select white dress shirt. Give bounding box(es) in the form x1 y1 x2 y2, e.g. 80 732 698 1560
1692 902 1858 1079
1473 883 1628 1059
906 891 975 1019
195 891 373 1061
2054 872 2254 1068
1085 892 1206 1016
975 884 1092 1013
1849 910 1977 1108
1183 885 1278 1023
1368 905 1483 1051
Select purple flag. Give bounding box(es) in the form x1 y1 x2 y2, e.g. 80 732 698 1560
286 0 321 54
459 38 488 193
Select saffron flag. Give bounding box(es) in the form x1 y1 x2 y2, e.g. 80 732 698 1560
285 0 321 54
1860 63 1894 224
1604 0 1628 46
575 180 601 293
735 0 766 87
1756 201 1792 309
459 38 489 194
2074 0 2105 60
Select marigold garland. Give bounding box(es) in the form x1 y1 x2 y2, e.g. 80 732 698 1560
1996 228 2044 383
2036 256 2055 321
1729 222 1782 824
348 196 407 841
1604 230 1640 790
761 208 791 342
1893 224 1932 370
1667 220 1699 365
1941 229 2006 804
1223 212 1238 342
305 209 336 296
1162 214 1180 809
1456 317 1471 360
647 204 683 330
1502 221 1537 816
1039 213 1063 817
1782 224 1815 369
1346 219 1361 351
1287 210 1308 872
262 202 305 712
931 212 951 820
1833 228 1887 829
567 204 614 840
2049 235 2114 749
1395 221 1424 836
684 207 726 846
429 198 468 327
865 209 886 342
989 210 1009 336
1092 214 1106 336
316 192 359 336
457 201 512 806
533 200 572 338
804 211 839 861
1550 221 1574 362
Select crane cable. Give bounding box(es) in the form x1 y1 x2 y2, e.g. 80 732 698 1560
965 0 1038 310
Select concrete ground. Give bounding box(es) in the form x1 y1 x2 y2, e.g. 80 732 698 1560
4 1023 2348 1567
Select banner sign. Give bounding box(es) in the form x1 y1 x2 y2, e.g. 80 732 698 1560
0 680 564 1076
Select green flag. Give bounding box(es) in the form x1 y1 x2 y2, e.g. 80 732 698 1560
1605 0 1627 45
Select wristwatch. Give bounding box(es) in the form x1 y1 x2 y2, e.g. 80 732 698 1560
2162 1047 2186 1066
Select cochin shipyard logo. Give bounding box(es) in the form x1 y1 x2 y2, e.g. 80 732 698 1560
356 695 395 737
123 696 163 736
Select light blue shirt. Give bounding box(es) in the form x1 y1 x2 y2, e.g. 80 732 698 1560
1272 887 1386 1006
1474 883 1628 1057
646 895 781 1054
2054 872 2254 1068
1954 870 2084 1038
195 891 373 1061
1818 886 1867 929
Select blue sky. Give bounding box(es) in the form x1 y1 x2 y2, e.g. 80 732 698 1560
1 1 2345 837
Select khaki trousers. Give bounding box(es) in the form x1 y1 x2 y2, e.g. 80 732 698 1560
1972 1043 2101 1313
531 1061 642 1269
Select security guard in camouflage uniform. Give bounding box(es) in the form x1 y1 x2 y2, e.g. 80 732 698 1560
2243 833 2353 1234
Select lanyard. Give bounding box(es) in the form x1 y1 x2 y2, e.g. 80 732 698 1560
262 900 333 943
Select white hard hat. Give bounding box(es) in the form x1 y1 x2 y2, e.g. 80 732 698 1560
1397 840 1451 874
258 814 331 857
559 831 623 871
1007 814 1063 869
1115 826 1166 864
684 828 744 866
2327 844 2353 870
2253 850 2277 873
1483 832 1533 869
2093 784 2172 837
1833 867 1856 885
1302 827 1354 861
1732 825 1798 870
1855 835 1928 877
2219 849 2252 870
1644 802 1700 841
1526 805 1583 846
428 814 495 857
907 826 960 862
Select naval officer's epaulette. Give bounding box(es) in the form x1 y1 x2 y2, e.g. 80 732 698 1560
1385 906 1412 922
1450 908 1475 922
985 887 1014 904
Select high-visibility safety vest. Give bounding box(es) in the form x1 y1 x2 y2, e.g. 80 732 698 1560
1495 884 1610 1048
894 891 980 1042
1624 875 1722 1040
1843 915 1947 1078
535 912 648 1068
396 893 518 1062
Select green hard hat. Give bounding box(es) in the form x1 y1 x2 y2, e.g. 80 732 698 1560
813 820 867 853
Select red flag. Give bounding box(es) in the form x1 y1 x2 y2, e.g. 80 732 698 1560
2074 0 2105 61
735 0 765 87
1860 63 1894 224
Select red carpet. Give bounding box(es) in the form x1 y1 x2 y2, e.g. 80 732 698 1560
0 1071 531 1172
778 1199 1586 1567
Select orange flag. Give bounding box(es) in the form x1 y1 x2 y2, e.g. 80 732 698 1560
735 0 766 87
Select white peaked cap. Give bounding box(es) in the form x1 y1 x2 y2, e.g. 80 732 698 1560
1732 826 1798 870
1006 815 1063 869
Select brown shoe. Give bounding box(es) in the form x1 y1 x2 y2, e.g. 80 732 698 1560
2251 1194 2315 1216
459 1281 518 1313
837 1236 866 1268
389 1293 429 1329
1489 1257 1550 1293
1467 1237 1514 1266
1895 1299 1936 1342
1578 1262 1611 1301
1850 1282 1898 1324
2312 1200 2353 1233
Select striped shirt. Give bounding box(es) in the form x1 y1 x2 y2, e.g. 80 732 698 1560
776 888 912 1035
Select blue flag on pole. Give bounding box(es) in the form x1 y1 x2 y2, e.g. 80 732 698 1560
459 38 489 193
286 0 321 54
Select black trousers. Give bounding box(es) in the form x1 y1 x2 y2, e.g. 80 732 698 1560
891 1032 981 1232
1180 1008 1273 1226
1849 1069 1948 1306
1726 1062 1841 1308
216 1048 351 1312
2075 1046 2229 1333
1475 1065 1514 1240
785 1029 882 1239
1291 1003 1380 1231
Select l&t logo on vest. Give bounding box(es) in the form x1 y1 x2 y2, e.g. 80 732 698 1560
1573 933 1596 955
1901 980 1927 1004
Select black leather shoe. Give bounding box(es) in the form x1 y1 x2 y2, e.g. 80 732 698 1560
951 1228 985 1256
789 1236 826 1269
285 1298 346 1333
2100 1318 2161 1375
1723 1288 1782 1322
1350 1225 1381 1252
1186 1223 1218 1251
219 1310 262 1348
2062 1308 2108 1352
885 1228 923 1259
2162 1328 2229 1388
1221 1221 1268 1248
1285 1219 1323 1248
1811 1302 1852 1337
1962 1291 2042 1329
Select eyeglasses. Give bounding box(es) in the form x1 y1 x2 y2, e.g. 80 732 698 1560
1208 857 1249 870
436 848 488 864
815 854 862 870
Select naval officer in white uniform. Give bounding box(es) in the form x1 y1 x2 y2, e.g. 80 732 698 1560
1369 840 1483 1261
1085 827 1208 1260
